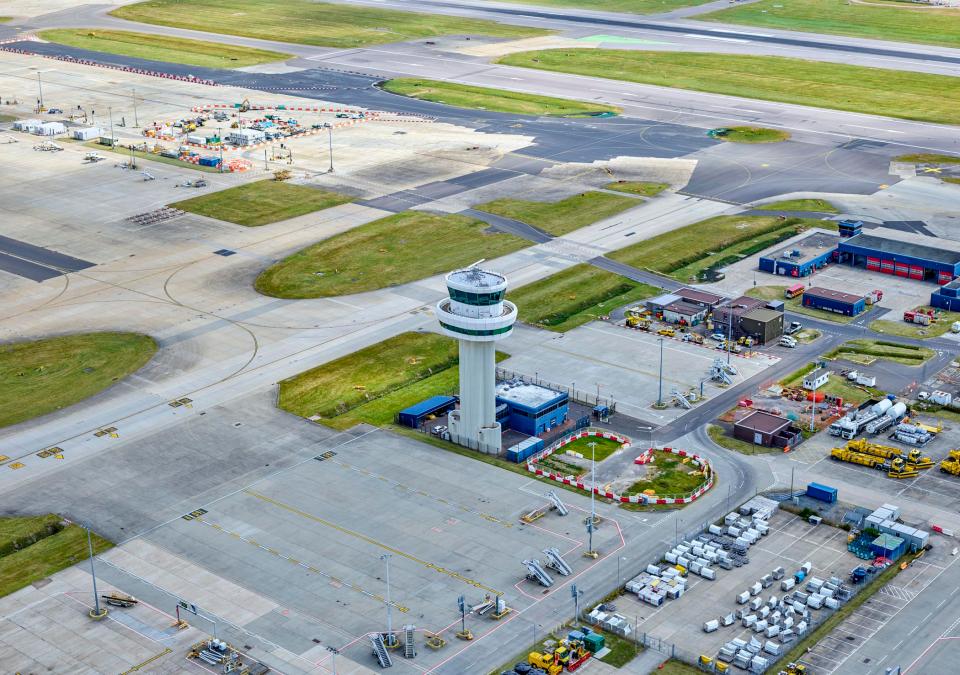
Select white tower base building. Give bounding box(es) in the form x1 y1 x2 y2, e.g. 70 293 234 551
436 266 517 454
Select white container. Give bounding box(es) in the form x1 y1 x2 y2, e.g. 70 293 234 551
781 578 795 591
742 614 756 628
703 619 719 633
750 582 762 596
665 551 678 564
186 134 207 145
701 568 716 580
758 606 770 619
821 587 835 599
760 574 773 588
772 566 784 580
689 561 702 575
721 613 735 626
824 597 839 610
737 592 750 605
728 526 741 537
765 624 780 638
709 524 723 535
749 597 762 611
797 620 808 634
783 616 794 629
72 126 101 141
763 641 781 656
768 595 778 607
646 564 660 575
807 595 823 609
801 562 812 574
677 556 689 567
754 619 768 633
725 512 739 525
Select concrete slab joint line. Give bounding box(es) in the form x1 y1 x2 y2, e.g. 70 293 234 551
192 516 412 612
526 430 714 504
242 489 504 596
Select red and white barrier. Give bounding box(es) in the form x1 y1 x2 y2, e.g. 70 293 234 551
526 430 714 505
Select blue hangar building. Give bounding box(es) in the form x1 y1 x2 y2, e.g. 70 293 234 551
759 232 841 278
496 381 569 436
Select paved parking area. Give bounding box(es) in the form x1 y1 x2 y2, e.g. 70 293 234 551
786 424 960 514
102 428 622 674
500 321 778 423
612 510 859 659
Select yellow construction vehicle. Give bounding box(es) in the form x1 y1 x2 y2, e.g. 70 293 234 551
528 650 563 675
940 450 960 476
626 316 650 330
657 328 676 337
846 439 902 460
905 448 934 469
888 457 919 479
239 98 251 112
781 663 806 675
831 447 887 469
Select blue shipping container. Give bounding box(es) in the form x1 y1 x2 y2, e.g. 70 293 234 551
505 437 544 463
198 157 221 167
806 482 838 503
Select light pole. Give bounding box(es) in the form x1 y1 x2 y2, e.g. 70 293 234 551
37 72 43 111
217 126 224 173
587 441 597 556
108 107 114 149
380 554 394 645
325 123 334 173
727 308 733 365
616 555 627 588
86 526 106 619
327 646 339 675
132 87 138 128
656 338 664 407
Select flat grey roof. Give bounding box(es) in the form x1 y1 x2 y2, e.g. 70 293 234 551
804 286 864 304
648 293 681 307
665 300 705 316
742 307 783 323
496 382 564 409
841 233 960 266
675 287 725 305
764 232 841 265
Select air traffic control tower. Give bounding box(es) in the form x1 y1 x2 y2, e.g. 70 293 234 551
437 265 517 453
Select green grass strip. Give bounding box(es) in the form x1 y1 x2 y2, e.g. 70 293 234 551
499 49 960 125
700 0 960 50
0 523 112 598
171 179 353 227
39 28 290 68
0 332 157 429
381 78 619 117
474 191 638 236
255 211 528 298
112 0 547 49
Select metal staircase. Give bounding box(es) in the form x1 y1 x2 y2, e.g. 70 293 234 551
370 633 393 668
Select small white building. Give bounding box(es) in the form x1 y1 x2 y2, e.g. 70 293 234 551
72 126 102 141
802 367 830 391
36 121 66 136
13 119 42 132
227 128 265 146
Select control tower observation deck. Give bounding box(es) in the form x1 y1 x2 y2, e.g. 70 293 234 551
436 266 517 453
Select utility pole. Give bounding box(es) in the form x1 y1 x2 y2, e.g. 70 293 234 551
789 465 795 497
810 370 819 432
380 554 394 646
326 123 334 173
86 527 106 619
571 583 582 622
108 107 114 148
132 88 138 127
264 147 269 171
583 441 598 556
727 308 733 365
656 337 664 407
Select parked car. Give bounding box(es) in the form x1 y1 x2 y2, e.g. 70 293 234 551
784 321 803 335
710 333 726 342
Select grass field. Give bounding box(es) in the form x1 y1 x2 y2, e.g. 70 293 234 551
756 198 838 213
0 113 16 122
508 264 660 332
826 339 934 366
0 516 111 598
781 362 883 407
746 284 859 324
708 423 775 455
256 211 528 298
39 29 290 68
871 307 960 338
112 0 546 48
0 332 157 429
380 78 619 117
717 126 790 143
474 191 639 236
499 0 709 13
895 153 960 165
279 332 457 422
608 216 823 283
700 0 960 49
560 436 623 462
605 180 669 197
170 180 352 227
624 453 705 497
499 49 960 125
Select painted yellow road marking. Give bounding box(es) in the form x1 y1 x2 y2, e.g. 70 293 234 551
244 489 503 596
121 648 172 674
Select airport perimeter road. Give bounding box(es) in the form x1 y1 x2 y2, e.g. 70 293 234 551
834 553 960 675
